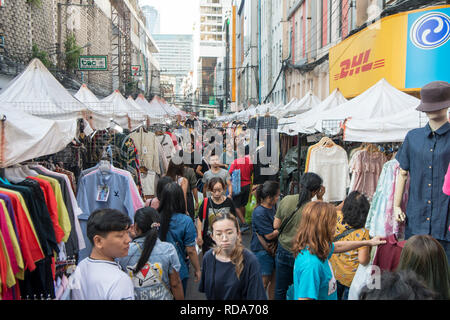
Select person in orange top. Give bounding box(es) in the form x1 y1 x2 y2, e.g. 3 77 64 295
329 191 371 300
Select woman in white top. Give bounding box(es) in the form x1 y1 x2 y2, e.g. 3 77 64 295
165 159 189 215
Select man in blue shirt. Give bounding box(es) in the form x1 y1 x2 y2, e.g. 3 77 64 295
394 81 450 262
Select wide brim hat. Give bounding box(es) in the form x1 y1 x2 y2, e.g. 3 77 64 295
416 81 450 112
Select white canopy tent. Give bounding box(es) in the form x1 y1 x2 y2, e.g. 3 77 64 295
0 59 107 131
278 89 348 135
0 103 77 167
343 108 427 142
135 94 166 124
101 90 147 129
0 59 91 119
274 91 321 119
314 79 421 134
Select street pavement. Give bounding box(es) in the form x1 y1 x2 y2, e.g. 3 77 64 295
185 227 253 300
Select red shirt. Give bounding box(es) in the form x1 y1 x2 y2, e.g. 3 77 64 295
28 177 65 243
372 234 406 272
0 190 44 272
229 155 254 187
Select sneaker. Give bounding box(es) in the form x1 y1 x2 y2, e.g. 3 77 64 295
239 223 250 233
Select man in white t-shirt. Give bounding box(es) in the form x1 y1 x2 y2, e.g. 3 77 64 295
70 208 135 300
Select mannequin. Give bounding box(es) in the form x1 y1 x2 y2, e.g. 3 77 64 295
394 108 449 221
393 80 450 262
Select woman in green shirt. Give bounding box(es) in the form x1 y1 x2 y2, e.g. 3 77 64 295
273 172 325 300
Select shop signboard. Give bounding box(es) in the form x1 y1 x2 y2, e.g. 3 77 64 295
78 56 108 71
329 5 450 98
131 65 141 76
405 7 450 89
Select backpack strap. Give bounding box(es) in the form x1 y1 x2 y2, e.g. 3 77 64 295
202 197 209 237
334 228 357 242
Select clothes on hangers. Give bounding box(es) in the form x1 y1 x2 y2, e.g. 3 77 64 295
76 168 137 262
305 142 350 202
349 148 388 200
129 128 161 175
0 163 81 300
365 159 409 238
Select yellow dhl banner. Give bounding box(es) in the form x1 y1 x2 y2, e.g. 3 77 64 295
329 12 409 98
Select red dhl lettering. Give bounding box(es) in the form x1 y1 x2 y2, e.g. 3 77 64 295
334 49 385 80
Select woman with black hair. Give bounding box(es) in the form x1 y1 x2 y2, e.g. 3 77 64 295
146 176 173 209
158 182 201 296
119 207 184 300
165 159 189 215
251 181 280 300
329 191 371 300
272 172 325 300
196 177 237 253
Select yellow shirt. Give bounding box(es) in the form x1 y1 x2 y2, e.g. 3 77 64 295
329 211 370 287
0 200 24 280
0 231 16 291
37 175 71 242
0 188 44 256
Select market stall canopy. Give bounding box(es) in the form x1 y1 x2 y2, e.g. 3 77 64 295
0 103 78 167
0 58 92 120
278 89 348 135
74 83 100 103
274 91 321 118
135 94 166 123
343 108 427 142
314 78 421 134
101 90 147 129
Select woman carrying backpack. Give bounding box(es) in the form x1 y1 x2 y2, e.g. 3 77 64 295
119 207 184 300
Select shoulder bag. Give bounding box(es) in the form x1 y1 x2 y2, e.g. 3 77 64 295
333 228 357 242
256 233 277 257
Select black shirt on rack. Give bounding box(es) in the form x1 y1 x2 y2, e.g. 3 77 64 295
32 168 80 258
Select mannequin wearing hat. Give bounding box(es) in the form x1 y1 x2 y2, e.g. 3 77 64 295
393 81 450 260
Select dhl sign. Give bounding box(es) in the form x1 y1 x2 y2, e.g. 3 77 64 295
330 4 450 98
329 11 408 98
333 49 385 81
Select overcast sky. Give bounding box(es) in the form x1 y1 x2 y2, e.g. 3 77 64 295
138 0 199 35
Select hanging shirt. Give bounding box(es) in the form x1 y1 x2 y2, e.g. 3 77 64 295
350 150 388 200
0 232 15 296
27 177 65 244
395 122 450 241
365 159 409 238
307 145 350 202
77 169 136 261
372 234 406 272
34 175 71 243
77 170 135 221
0 201 19 278
130 129 161 175
78 164 143 212
198 249 267 300
0 190 44 271
70 257 134 300
0 200 23 280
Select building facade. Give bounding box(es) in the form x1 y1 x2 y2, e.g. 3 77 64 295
153 34 193 104
0 0 160 98
141 5 160 35
194 0 231 115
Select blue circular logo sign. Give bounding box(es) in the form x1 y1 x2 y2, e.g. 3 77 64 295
410 12 450 49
